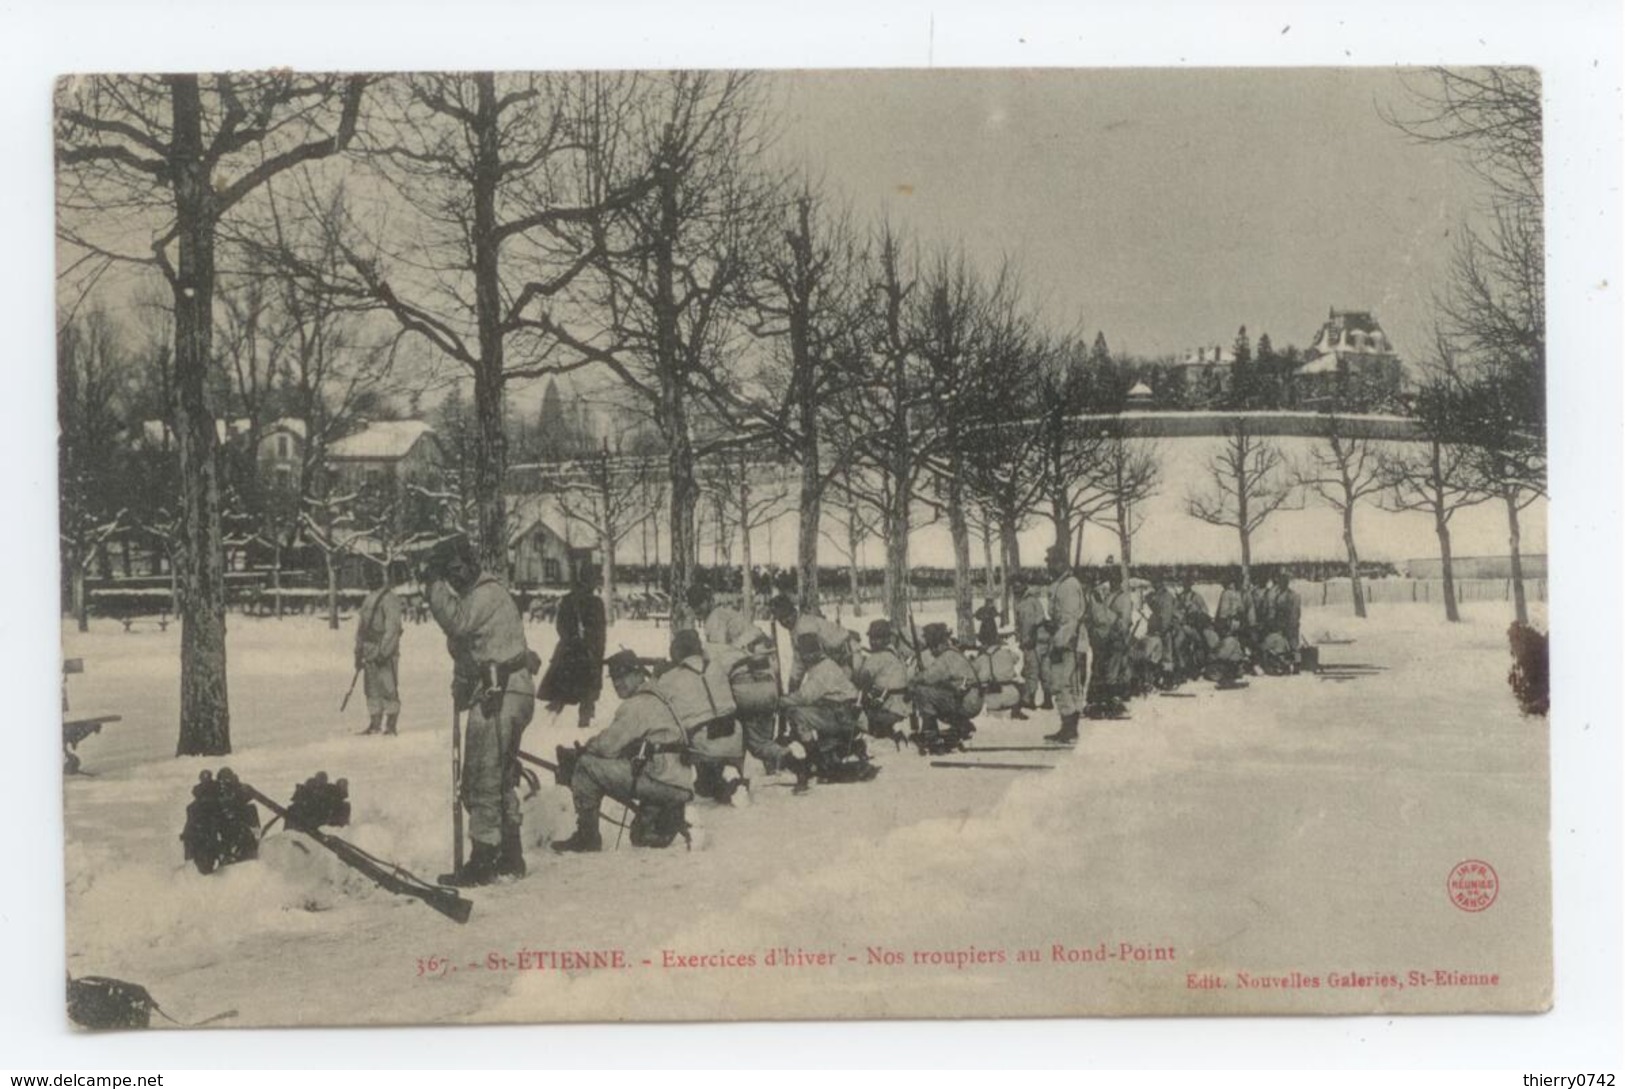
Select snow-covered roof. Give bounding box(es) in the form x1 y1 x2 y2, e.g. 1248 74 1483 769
1127 380 1154 399
263 417 307 440
1178 345 1236 367
1297 354 1342 376
326 419 435 461
139 417 251 447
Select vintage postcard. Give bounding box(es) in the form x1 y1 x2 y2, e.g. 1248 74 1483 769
55 68 1550 1027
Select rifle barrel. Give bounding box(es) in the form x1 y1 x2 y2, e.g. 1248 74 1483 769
242 784 472 925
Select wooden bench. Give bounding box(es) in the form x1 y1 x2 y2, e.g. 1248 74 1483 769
62 658 123 774
119 614 170 633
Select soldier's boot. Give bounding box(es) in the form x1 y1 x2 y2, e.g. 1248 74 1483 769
1044 714 1080 744
1011 706 1029 721
360 713 382 736
577 701 595 731
550 803 603 854
441 841 500 887
382 713 399 736
496 823 526 878
1039 697 1054 711
783 741 813 794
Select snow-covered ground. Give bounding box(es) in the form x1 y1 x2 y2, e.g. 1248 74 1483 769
61 596 1549 1025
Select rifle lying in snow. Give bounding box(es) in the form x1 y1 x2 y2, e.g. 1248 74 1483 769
240 782 473 925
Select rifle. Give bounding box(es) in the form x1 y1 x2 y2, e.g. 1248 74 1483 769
339 668 361 713
240 782 472 925
515 749 635 832
450 703 464 883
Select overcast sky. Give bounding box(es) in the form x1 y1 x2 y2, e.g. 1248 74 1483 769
771 68 1476 363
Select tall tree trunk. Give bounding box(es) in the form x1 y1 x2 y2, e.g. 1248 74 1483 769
326 553 340 631
1238 527 1253 585
71 553 89 632
600 510 617 627
273 543 284 620
1505 486 1528 625
946 453 974 640
884 472 910 634
470 75 509 576
740 512 756 621
846 497 863 618
1343 505 1367 619
796 435 821 614
169 76 231 757
1050 492 1070 560
999 518 1021 623
980 517 996 601
1114 493 1133 588
1430 440 1461 623
1436 516 1461 623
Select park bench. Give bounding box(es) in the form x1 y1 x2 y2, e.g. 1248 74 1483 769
62 658 122 775
119 613 170 633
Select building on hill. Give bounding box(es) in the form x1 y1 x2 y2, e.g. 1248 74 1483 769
1171 344 1237 405
507 496 598 586
1294 308 1407 409
324 419 443 495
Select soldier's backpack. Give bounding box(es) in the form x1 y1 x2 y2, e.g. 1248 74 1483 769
67 975 156 1030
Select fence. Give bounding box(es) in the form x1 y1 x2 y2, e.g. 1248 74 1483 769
1296 576 1547 609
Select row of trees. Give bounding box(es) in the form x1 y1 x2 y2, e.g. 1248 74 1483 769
56 69 1544 757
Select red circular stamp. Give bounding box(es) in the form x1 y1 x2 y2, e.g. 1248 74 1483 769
1446 859 1500 912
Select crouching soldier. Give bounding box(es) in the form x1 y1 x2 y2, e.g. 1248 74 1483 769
908 622 983 755
552 651 694 854
1208 574 1251 689
971 631 1025 717
852 619 912 745
1258 571 1303 676
424 537 538 886
692 585 786 775
657 629 748 805
771 597 851 692
780 632 867 793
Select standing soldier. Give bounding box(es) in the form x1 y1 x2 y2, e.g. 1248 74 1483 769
1084 568 1135 718
354 564 404 736
423 537 538 886
1042 547 1088 744
1209 573 1251 688
551 651 693 854
1014 573 1051 712
1143 574 1180 690
537 563 607 730
973 597 1001 647
1259 570 1304 675
1174 574 1215 681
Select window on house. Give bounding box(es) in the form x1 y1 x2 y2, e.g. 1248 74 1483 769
543 559 562 583
276 434 290 459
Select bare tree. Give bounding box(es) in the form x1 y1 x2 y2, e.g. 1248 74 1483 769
1295 426 1386 618
57 73 368 756
1090 437 1162 587
1378 384 1490 622
564 72 778 627
738 180 866 611
700 446 790 619
1030 345 1112 564
1186 422 1293 585
58 310 132 631
1389 68 1545 624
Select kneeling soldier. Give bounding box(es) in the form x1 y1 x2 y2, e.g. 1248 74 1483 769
909 622 983 754
852 619 913 743
552 650 694 854
780 631 863 793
